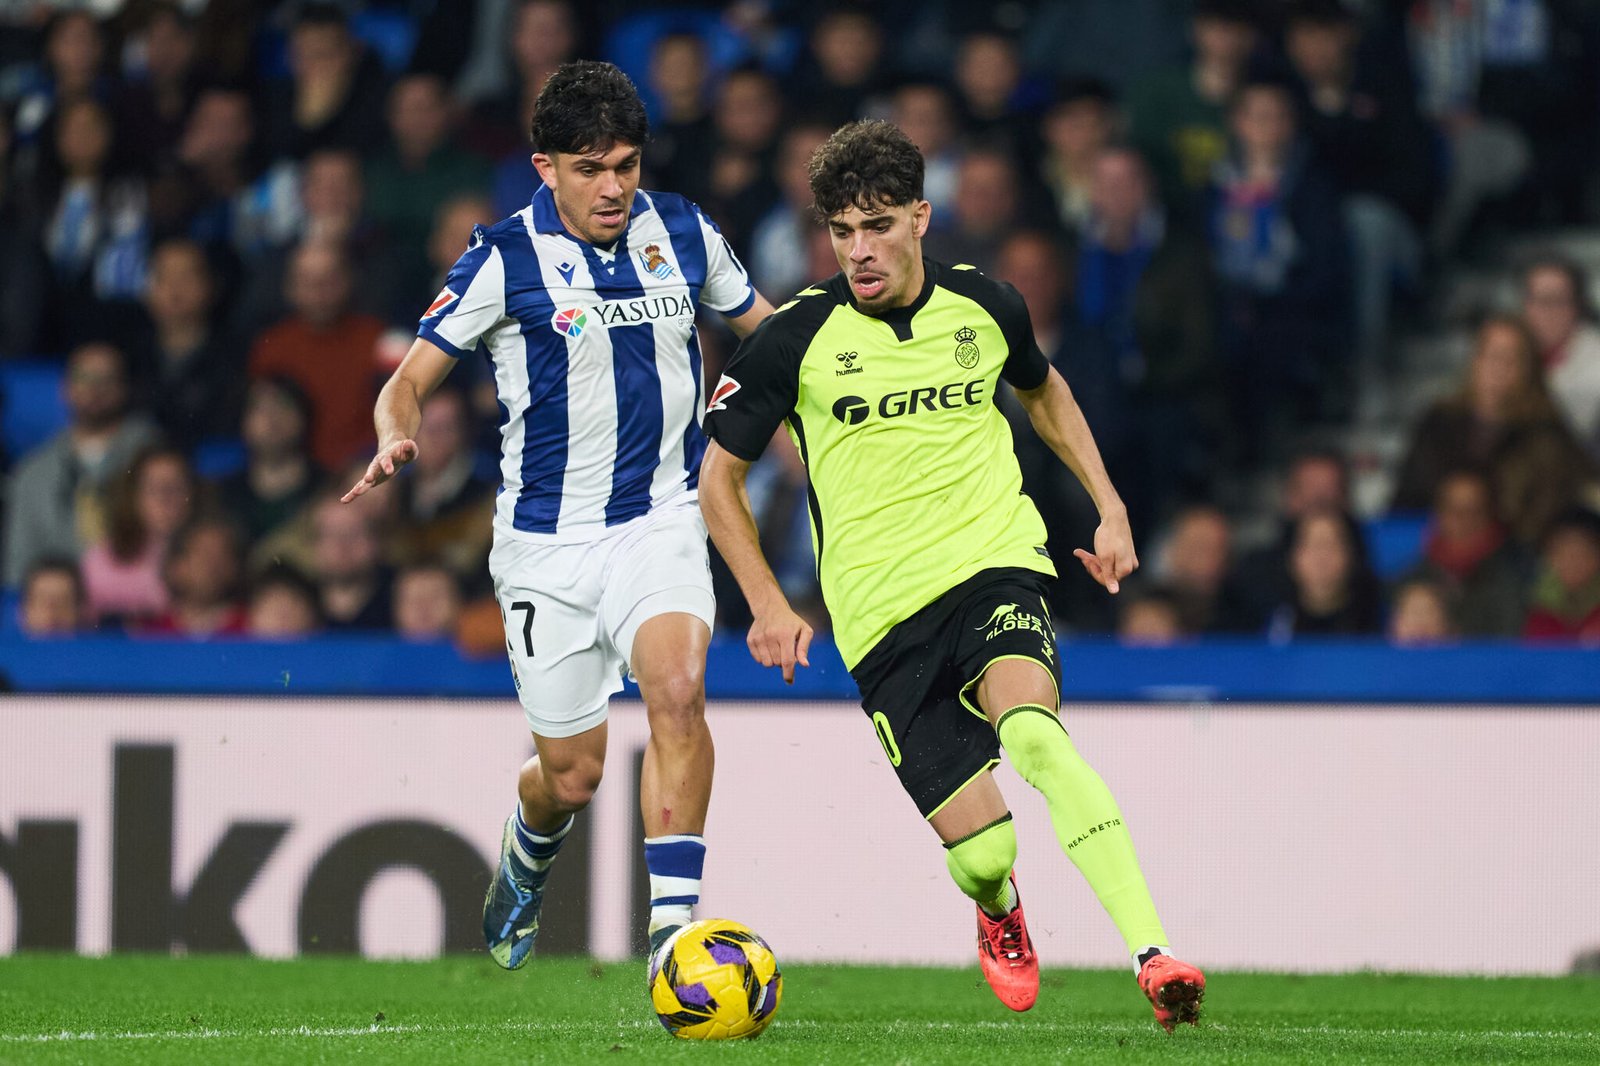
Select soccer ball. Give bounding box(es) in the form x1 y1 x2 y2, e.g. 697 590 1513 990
648 919 782 1039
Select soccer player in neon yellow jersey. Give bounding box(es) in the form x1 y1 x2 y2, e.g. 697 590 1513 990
699 120 1204 1029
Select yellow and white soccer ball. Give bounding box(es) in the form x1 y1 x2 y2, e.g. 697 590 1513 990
648 918 783 1039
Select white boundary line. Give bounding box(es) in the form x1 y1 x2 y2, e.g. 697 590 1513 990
2 1019 1596 1044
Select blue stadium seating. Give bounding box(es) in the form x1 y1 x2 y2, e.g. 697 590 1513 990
0 361 68 463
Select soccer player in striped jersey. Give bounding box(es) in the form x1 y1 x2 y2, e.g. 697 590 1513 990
343 61 774 968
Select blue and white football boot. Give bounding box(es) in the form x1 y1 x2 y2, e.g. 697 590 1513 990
482 814 545 969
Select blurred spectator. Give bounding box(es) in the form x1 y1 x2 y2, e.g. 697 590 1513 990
801 8 886 125
463 0 579 159
1267 506 1383 640
366 73 491 263
1038 78 1116 236
18 557 87 637
1391 314 1592 544
1116 585 1189 645
1210 78 1351 459
1402 468 1529 637
1520 254 1600 456
952 30 1037 163
4 342 159 585
0 104 50 358
34 96 149 324
1524 509 1600 642
213 375 323 543
1076 146 1220 522
11 10 109 168
80 444 195 625
416 193 495 326
145 514 247 636
1127 0 1258 216
643 31 717 206
706 64 783 251
922 146 1023 275
1284 0 1434 374
1408 0 1587 250
393 561 464 641
247 562 323 639
112 3 203 175
228 148 400 338
993 228 1119 633
310 493 394 630
247 238 385 469
749 122 830 301
1155 504 1249 633
259 2 389 162
1232 447 1353 630
888 82 961 229
393 385 494 577
168 86 298 259
1387 576 1459 646
120 237 243 449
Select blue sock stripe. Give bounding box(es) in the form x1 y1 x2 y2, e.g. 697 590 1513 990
514 811 573 858
643 837 706 881
650 894 699 906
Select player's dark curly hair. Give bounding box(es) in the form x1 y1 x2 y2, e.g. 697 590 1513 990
808 120 925 220
530 60 649 155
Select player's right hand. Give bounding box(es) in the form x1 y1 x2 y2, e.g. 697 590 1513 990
341 439 419 502
747 606 813 685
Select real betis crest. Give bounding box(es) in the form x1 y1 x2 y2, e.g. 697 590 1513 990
954 326 979 369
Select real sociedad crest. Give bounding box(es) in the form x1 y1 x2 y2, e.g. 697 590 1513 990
638 243 676 280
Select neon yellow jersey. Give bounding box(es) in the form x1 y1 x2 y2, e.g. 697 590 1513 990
703 260 1056 668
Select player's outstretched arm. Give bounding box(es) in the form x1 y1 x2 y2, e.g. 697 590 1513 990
699 441 813 683
1014 367 1138 593
724 294 776 338
341 338 457 503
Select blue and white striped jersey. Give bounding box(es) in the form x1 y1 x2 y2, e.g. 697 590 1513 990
418 185 756 541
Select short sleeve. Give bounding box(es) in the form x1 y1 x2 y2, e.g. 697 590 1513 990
697 208 758 316
994 280 1050 391
702 315 803 461
417 227 505 358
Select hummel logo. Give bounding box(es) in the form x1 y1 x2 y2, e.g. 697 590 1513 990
557 262 575 284
835 351 864 376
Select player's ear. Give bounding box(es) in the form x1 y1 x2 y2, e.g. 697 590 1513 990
912 200 931 239
532 152 559 189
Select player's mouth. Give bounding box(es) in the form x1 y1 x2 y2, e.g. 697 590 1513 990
594 204 625 226
851 272 885 300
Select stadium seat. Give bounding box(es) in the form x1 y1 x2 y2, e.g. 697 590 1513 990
1364 513 1430 580
351 10 419 73
0 360 69 463
191 437 248 480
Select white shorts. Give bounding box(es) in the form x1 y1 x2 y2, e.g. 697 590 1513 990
488 497 715 738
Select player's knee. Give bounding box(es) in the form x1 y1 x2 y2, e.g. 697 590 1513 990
645 673 705 736
547 760 604 811
945 818 1017 900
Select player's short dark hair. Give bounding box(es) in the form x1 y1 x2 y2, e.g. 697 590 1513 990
530 60 649 155
808 120 925 221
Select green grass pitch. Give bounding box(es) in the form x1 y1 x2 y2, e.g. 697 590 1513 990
1 956 1597 1064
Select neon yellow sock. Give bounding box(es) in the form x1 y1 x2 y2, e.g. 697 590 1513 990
996 704 1167 954
943 814 1016 916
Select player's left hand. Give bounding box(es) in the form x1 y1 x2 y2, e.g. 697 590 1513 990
1073 510 1138 594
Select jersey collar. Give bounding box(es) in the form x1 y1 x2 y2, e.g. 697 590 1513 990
853 257 937 342
530 185 648 239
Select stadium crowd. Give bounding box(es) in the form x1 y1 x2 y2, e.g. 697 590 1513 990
2 0 1599 649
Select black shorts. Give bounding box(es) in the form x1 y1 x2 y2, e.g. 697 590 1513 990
849 568 1060 818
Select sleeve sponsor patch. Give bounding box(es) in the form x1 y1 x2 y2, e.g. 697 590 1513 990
707 376 741 412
